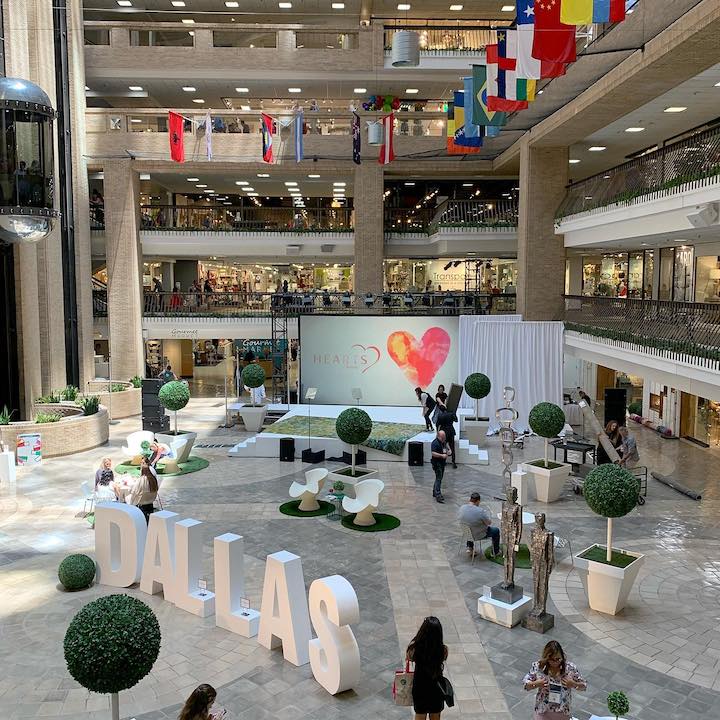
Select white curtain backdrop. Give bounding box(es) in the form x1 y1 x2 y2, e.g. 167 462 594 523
458 319 564 432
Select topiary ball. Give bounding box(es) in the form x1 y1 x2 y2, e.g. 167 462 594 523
241 363 266 389
584 464 639 519
464 373 491 400
64 594 161 694
528 402 566 439
607 691 630 718
58 554 96 591
158 380 190 412
335 407 373 446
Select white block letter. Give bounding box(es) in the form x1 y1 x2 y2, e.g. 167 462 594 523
309 575 361 694
140 510 179 602
95 503 147 587
174 518 215 617
257 551 312 666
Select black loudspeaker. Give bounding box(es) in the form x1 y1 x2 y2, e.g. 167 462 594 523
279 437 295 462
342 449 366 466
604 388 627 427
408 441 424 466
142 378 168 432
301 448 325 464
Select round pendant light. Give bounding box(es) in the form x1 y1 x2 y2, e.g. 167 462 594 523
367 121 384 146
391 30 420 68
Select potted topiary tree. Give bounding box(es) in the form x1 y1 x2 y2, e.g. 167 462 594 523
155 380 195 462
574 464 643 615
522 402 572 503
462 373 491 445
64 594 161 720
607 691 630 720
237 362 267 432
329 407 378 489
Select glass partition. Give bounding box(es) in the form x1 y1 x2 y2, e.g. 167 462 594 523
84 28 110 46
130 30 194 47
213 30 277 48
295 32 358 49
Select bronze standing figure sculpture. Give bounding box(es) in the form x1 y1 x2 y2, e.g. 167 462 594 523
491 485 524 604
522 513 555 633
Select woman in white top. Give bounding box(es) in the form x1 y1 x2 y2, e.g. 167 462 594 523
126 458 159 522
94 458 117 503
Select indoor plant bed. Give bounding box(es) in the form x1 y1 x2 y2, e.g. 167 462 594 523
238 363 267 432
574 465 643 615
523 402 571 503
462 372 491 446
155 381 195 462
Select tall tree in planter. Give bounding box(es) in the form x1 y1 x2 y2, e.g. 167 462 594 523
64 594 161 720
528 402 566 467
158 380 190 435
463 373 491 420
584 464 640 563
335 408 372 476
241 363 266 406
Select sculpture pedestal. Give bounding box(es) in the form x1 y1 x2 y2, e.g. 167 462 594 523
227 608 260 638
0 450 16 484
490 582 523 605
478 594 532 628
521 611 554 634
511 468 530 506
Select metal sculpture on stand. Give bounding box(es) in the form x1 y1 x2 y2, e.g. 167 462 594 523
491 485 523 604
496 385 519 480
522 513 555 633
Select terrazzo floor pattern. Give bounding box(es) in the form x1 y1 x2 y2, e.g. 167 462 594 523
1 399 720 720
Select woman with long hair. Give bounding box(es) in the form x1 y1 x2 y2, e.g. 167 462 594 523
126 457 159 523
406 616 448 720
596 419 622 465
523 641 586 720
178 684 225 720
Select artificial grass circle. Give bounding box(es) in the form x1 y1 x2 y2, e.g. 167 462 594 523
484 543 532 568
341 513 401 532
279 500 335 517
114 455 209 477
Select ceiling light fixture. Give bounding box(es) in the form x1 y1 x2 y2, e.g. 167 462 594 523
139 173 151 180
569 159 581 164
117 0 132 5
450 4 463 10
332 2 345 7
664 107 687 113
625 127 645 132
405 88 419 94
308 174 320 178
196 184 208 188
285 181 298 186
225 1 239 6
187 177 199 182
192 98 205 103
235 87 249 93
182 18 195 24
257 173 270 178
278 2 292 7
128 85 143 91
353 88 367 94
171 1 185 6
588 146 606 151
501 4 515 11
242 187 256 192
288 87 302 93
333 182 346 186
182 86 196 92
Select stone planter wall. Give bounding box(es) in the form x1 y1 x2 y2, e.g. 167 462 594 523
90 387 142 419
0 404 110 458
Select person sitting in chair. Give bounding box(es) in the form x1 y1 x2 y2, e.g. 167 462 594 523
457 492 501 557
125 458 159 523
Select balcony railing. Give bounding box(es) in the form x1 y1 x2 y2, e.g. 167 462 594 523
564 295 720 369
557 124 720 220
383 25 500 56
140 291 516 318
93 289 108 317
140 205 353 233
384 199 518 234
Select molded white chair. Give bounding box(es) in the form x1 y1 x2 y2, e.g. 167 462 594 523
158 438 187 474
121 430 155 460
342 478 384 526
80 481 95 515
289 468 328 511
459 522 487 565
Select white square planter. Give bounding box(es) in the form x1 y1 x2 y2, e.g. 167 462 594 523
574 544 645 615
155 431 196 463
327 466 378 497
522 460 571 503
463 418 489 447
237 405 267 433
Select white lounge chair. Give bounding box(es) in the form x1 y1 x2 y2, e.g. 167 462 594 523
121 430 154 460
289 468 328 512
157 438 188 474
342 478 384 526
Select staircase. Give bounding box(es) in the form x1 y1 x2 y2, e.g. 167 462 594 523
456 438 489 465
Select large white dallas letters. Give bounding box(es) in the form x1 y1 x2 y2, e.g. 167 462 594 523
94 504 361 695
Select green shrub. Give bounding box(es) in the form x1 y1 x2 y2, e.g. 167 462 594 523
35 411 62 423
464 373 491 400
64 594 161 695
110 383 126 393
241 363 266 389
336 408 373 474
628 400 642 416
37 390 61 404
58 554 96 591
60 385 79 401
584 464 639 519
607 691 630 719
158 380 190 411
0 405 14 425
129 376 143 388
529 402 566 467
77 396 100 416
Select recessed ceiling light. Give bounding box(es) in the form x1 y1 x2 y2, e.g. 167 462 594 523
235 87 249 93
588 146 606 151
537 89 544 95
182 86 196 92
279 2 292 7
450 4 463 9
139 173 151 180
117 0 132 5
354 88 367 94
85 85 90 91
397 3 411 9
235 181 249 185
405 88 419 94
128 85 143 91
664 107 687 113
129 118 142 123
501 4 515 11
192 98 205 103
247 192 259 197
242 187 256 192
182 18 195 24
203 189 215 193
625 127 645 133
308 174 321 178
569 159 581 164
285 181 298 186
288 87 302 93
196 184 207 188
462 183 473 187
257 173 270 178
225 1 239 6
187 177 199 181
171 1 185 6
333 182 346 186
715 82 720 87
332 2 345 7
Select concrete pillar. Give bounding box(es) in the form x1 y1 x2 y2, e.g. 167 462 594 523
353 163 384 295
104 159 144 381
566 255 583 296
160 262 175 291
517 140 569 320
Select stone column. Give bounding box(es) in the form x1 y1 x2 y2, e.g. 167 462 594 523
516 140 569 321
353 163 384 295
104 159 144 381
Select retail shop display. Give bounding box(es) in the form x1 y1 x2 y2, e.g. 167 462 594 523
521 514 555 634
57 553 96 591
524 402 571 503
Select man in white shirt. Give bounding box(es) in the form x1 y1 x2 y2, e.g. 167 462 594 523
457 492 500 556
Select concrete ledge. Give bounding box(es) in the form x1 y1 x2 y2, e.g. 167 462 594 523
89 387 141 419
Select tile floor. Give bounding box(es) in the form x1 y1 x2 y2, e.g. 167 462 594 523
1 398 719 720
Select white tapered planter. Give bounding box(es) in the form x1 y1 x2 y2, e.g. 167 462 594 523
155 430 196 463
522 461 571 503
574 544 645 615
237 405 267 432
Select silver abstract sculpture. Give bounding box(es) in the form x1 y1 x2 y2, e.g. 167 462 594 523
522 513 555 633
491 485 523 604
495 385 519 479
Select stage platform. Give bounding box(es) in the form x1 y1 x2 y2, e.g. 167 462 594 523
228 404 489 464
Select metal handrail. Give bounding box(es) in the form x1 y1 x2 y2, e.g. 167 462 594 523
383 25 498 54
557 124 720 220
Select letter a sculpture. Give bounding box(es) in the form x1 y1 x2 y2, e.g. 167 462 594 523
522 513 555 633
491 485 523 605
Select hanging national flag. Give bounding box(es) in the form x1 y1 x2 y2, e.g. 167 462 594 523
454 90 483 147
486 125 501 138
205 111 213 161
560 0 593 25
261 113 274 163
168 111 184 162
533 0 577 64
471 65 508 127
517 1 567 79
378 113 395 165
462 79 485 146
496 30 516 71
446 101 481 154
592 0 626 22
294 108 304 163
487 45 529 113
352 111 361 165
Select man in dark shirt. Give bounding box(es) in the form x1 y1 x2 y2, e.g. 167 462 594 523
436 409 458 469
430 429 448 503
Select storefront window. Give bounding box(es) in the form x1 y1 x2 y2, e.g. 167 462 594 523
628 252 644 298
695 255 720 303
383 258 517 292
673 246 694 302
582 253 628 296
643 250 654 299
695 398 720 447
659 248 674 301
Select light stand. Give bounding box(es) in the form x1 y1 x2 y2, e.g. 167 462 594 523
351 387 362 406
301 387 324 464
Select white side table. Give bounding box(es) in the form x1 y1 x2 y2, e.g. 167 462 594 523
0 450 16 484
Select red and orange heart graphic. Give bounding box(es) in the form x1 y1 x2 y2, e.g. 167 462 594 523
387 327 451 387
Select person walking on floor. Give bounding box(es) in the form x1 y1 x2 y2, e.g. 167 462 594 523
415 387 436 431
435 407 457 468
406 616 449 720
523 641 586 720
430 429 448 503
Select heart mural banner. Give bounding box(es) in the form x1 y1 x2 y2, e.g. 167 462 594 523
299 316 459 406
